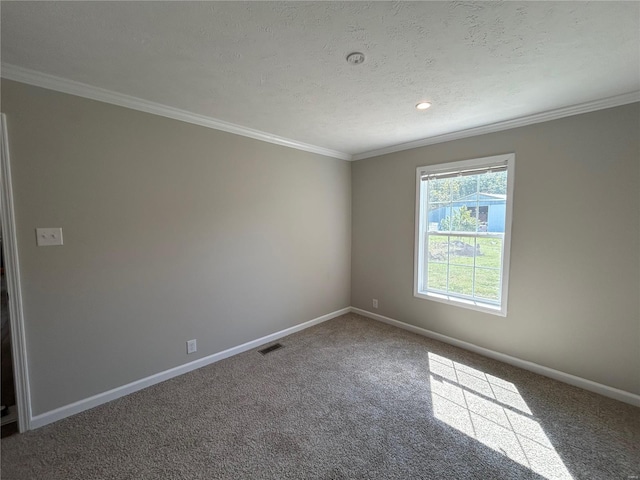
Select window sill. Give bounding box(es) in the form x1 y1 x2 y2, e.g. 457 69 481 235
414 290 507 317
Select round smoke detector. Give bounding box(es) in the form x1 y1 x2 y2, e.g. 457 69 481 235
346 52 365 65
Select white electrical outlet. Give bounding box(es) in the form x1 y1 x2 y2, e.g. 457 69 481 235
372 299 378 308
186 339 197 354
36 227 63 246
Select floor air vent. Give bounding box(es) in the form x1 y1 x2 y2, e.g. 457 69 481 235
258 343 283 355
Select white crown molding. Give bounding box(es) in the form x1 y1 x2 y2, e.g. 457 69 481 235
3 64 638 163
0 63 352 161
352 91 640 161
352 308 640 407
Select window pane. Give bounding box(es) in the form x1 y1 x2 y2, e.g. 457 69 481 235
427 262 448 292
479 170 507 233
486 202 507 233
474 268 501 301
448 265 474 296
479 170 507 196
428 178 452 204
449 236 477 266
427 202 451 232
446 205 478 232
428 235 449 263
476 237 502 268
451 176 477 201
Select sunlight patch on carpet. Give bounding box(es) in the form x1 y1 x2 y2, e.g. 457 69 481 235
428 352 573 480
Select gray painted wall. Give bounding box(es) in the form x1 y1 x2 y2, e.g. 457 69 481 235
2 78 638 418
352 103 640 395
2 80 352 415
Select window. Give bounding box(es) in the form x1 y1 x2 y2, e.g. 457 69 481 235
414 154 514 316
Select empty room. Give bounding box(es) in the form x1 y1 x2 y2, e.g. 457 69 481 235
0 2 638 479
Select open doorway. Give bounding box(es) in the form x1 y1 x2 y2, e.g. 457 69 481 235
1 233 18 437
0 113 31 434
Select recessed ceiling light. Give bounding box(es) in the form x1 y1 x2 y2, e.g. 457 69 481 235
346 52 365 65
416 102 432 110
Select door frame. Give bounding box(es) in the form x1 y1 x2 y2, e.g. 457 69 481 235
1 113 32 432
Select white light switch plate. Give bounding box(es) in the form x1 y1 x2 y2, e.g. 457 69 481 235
36 227 63 246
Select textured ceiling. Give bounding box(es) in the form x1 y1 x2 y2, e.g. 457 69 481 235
2 1 639 157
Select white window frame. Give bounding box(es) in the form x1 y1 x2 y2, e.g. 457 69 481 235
414 153 515 317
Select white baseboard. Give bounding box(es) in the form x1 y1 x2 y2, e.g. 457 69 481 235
351 307 640 408
29 307 351 430
27 305 640 430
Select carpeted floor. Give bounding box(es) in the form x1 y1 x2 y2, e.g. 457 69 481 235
1 313 639 479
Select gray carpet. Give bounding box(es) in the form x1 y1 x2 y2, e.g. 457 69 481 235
1 313 639 479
